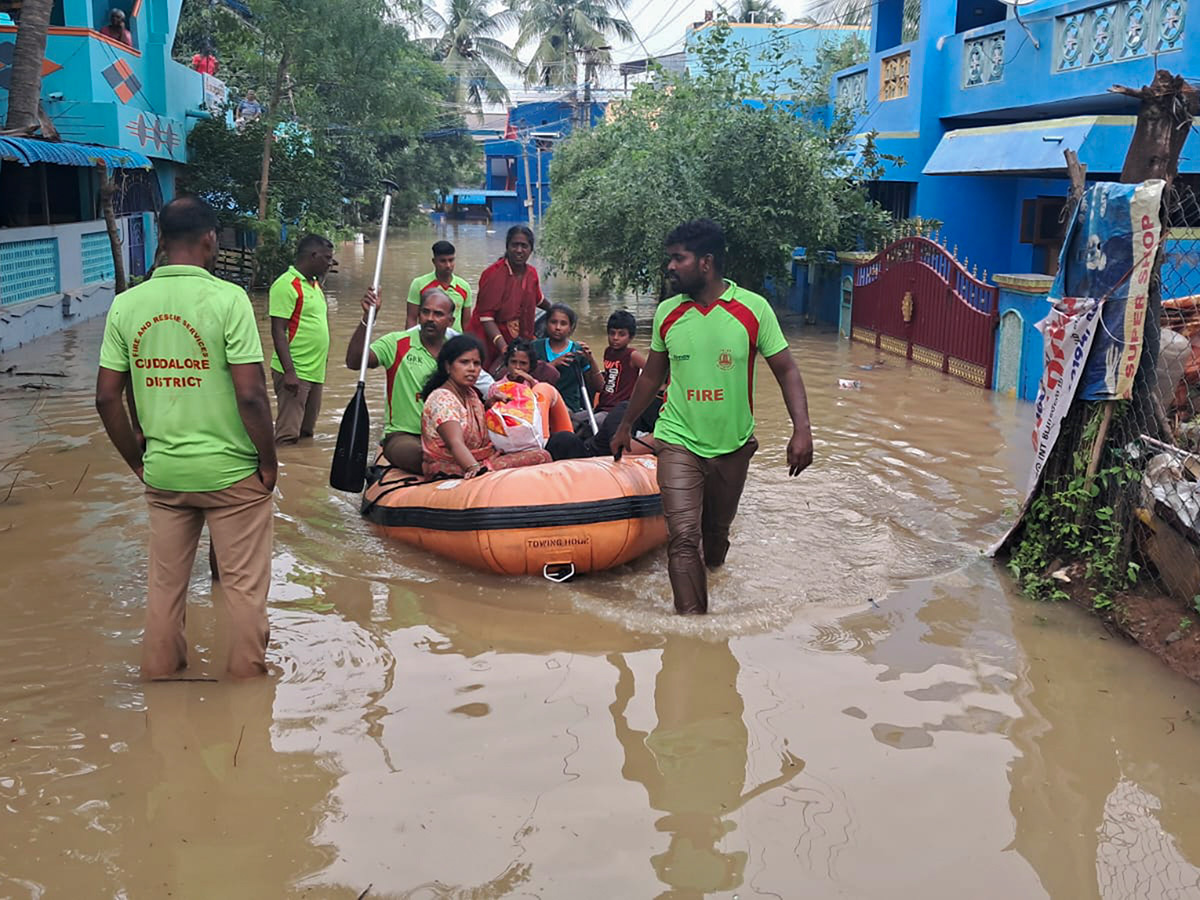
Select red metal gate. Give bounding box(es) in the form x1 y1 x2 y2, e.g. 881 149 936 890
851 237 999 388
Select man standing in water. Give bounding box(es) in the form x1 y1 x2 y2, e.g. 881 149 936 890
95 195 276 677
612 219 814 615
467 225 551 371
406 240 472 331
269 234 335 444
346 287 456 473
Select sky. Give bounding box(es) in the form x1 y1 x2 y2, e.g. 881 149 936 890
499 0 826 103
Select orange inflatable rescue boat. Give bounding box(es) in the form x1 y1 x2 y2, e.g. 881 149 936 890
361 456 667 577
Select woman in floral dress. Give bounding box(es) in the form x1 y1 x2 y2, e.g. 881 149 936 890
420 335 551 479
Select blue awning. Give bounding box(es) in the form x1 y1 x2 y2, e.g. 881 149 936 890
0 137 153 169
923 115 1137 177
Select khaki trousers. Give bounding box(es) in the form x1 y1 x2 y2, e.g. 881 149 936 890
272 370 323 443
656 437 757 614
143 473 274 678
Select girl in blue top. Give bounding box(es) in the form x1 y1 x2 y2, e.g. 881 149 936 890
532 302 603 421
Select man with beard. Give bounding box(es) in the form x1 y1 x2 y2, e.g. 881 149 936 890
612 219 814 615
346 287 456 473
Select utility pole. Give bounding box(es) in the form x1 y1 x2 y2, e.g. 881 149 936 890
520 131 535 229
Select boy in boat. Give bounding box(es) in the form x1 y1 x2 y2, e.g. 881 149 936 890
611 219 814 615
406 240 472 331
346 287 456 473
593 309 646 431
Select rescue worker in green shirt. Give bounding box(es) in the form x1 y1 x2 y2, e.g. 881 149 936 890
95 195 277 678
612 219 814 615
346 286 457 473
269 234 335 444
405 239 472 331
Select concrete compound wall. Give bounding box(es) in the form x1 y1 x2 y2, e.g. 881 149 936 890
0 218 133 354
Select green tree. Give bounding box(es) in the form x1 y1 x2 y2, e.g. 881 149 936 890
798 0 871 26
540 25 893 295
177 0 478 276
419 0 520 114
799 33 869 107
717 0 784 24
510 0 634 87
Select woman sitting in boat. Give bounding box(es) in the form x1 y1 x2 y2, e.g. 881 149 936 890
420 335 551 479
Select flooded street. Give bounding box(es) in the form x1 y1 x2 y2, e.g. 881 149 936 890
3 222 1200 899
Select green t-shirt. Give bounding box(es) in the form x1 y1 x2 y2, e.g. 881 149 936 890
650 280 789 458
371 327 441 437
98 265 264 492
269 265 330 383
406 272 472 332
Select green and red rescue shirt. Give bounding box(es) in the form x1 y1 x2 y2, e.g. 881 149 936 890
370 327 442 437
650 280 789 458
269 265 330 384
98 265 264 492
406 271 472 332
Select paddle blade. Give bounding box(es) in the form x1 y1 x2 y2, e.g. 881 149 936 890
330 384 371 492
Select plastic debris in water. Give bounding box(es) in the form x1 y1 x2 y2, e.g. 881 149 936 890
838 379 862 390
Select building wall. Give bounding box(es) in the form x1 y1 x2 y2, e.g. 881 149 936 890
0 0 213 172
0 217 139 352
832 0 1199 281
686 21 869 86
481 101 602 221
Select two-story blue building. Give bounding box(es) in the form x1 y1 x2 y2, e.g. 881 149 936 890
831 0 1196 277
823 0 1197 401
0 0 221 350
445 98 605 222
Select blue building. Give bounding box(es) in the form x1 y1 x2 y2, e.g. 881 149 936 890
686 19 870 86
0 0 220 350
820 0 1198 401
446 98 604 222
830 0 1197 278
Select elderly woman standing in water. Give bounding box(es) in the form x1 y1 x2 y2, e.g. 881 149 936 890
420 335 550 479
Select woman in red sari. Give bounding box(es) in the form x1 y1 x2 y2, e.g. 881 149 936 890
467 225 551 371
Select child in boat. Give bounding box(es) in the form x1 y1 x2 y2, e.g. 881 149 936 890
532 303 603 428
497 341 586 457
594 309 646 430
420 335 550 479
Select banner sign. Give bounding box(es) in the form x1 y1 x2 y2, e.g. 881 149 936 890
1026 297 1102 497
1054 180 1164 401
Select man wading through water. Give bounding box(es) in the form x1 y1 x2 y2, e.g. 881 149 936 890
612 219 814 615
95 196 277 677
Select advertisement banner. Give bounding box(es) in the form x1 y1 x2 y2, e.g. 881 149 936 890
1026 297 1102 497
1054 180 1165 401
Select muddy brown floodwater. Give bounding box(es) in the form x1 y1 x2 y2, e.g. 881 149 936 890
2 222 1200 899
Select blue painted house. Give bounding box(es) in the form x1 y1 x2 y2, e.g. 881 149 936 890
826 0 1198 399
0 0 221 350
831 0 1196 276
447 98 604 222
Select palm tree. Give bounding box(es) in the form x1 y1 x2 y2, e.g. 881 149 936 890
420 0 520 113
4 0 56 132
511 0 634 88
796 0 871 26
718 0 785 24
